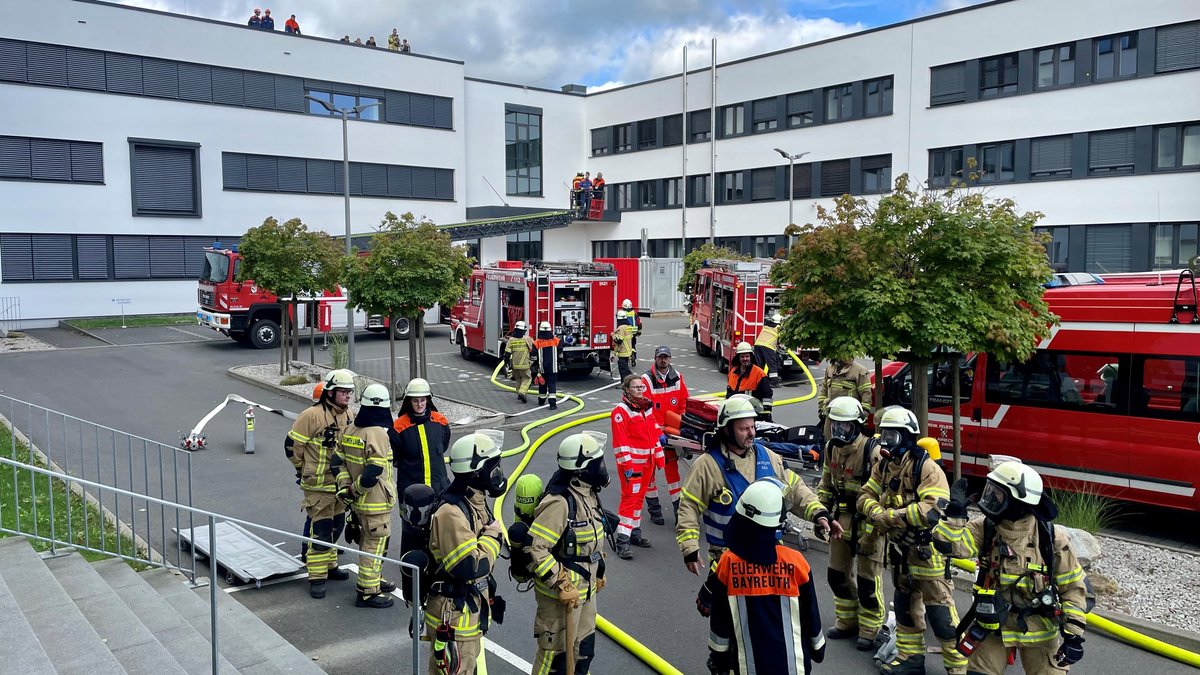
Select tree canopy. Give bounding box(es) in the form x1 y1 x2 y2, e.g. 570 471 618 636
678 242 751 293
236 217 342 298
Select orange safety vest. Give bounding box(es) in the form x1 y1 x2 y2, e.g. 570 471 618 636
727 365 767 395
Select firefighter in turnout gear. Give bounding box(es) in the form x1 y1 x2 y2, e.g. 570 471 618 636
677 395 841 574
620 298 642 365
817 396 886 650
610 375 664 559
534 321 561 409
392 378 452 497
698 479 826 675
526 432 611 675
751 312 784 385
932 462 1089 674
505 320 536 403
819 358 874 440
336 383 398 609
613 311 636 380
642 345 689 525
286 368 355 598
726 342 773 421
857 407 966 675
425 430 508 674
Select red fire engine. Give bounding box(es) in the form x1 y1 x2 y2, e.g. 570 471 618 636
450 260 619 375
878 271 1200 511
687 258 817 373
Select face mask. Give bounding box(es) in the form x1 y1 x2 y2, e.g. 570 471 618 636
830 420 857 447
579 458 610 491
469 458 507 497
978 480 1028 522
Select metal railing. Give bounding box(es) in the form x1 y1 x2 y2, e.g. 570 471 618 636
0 296 19 333
1 394 197 579
0 453 423 675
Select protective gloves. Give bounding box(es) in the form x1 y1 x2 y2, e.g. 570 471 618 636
1055 634 1084 666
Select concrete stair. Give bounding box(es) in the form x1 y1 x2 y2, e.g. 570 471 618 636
0 537 324 674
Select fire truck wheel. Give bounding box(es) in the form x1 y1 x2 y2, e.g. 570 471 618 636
459 343 479 361
392 317 411 340
249 319 281 349
695 338 712 357
718 358 729 374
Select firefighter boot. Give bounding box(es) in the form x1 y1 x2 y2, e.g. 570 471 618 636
379 579 397 593
356 592 395 609
518 393 528 403
615 534 634 560
645 497 666 526
630 528 652 548
327 567 350 581
538 397 547 407
549 397 557 410
309 581 326 599
880 654 925 675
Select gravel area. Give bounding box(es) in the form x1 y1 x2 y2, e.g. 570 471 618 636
1090 535 1200 634
231 362 499 425
0 332 56 353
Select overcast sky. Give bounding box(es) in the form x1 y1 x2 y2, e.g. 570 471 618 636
117 0 984 91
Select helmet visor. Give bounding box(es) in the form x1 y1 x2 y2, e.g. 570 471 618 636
879 428 904 448
830 420 857 444
978 480 1009 518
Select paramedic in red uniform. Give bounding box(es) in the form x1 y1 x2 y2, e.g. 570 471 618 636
642 345 689 525
610 374 664 560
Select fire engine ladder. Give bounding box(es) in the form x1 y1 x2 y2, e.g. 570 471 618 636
1170 268 1199 324
742 275 761 332
534 272 552 327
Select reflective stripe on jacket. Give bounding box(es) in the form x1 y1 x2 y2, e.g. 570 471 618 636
336 425 396 514
392 412 451 494
506 335 535 369
287 403 351 493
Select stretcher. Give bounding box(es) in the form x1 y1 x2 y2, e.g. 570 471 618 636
176 520 304 587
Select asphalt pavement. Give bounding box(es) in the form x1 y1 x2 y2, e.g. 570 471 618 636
1 317 1194 674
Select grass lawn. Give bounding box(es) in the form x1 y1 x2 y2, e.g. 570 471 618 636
66 313 195 330
1 423 144 565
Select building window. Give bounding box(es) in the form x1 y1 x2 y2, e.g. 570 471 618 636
614 124 632 152
1156 21 1200 73
1030 135 1073 179
752 98 778 131
505 108 542 196
638 119 657 149
860 155 892 194
1088 129 1135 175
1039 227 1070 271
129 139 200 217
688 174 709 206
721 172 744 202
506 230 542 261
689 110 711 142
1154 123 1200 170
592 240 641 258
787 92 814 127
980 53 1019 97
665 177 683 207
978 141 1015 183
0 136 103 184
1153 222 1199 269
789 163 812 199
638 180 657 209
929 147 964 187
591 128 609 156
751 168 775 201
0 233 223 283
722 105 744 136
1094 33 1137 81
930 62 967 105
305 89 381 121
1085 224 1132 273
222 152 453 200
825 84 852 122
663 114 683 146
820 159 851 197
864 77 893 116
612 183 633 210
753 236 781 258
1036 44 1075 88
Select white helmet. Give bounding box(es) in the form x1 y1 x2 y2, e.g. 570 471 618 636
538 321 552 333
404 378 432 398
980 461 1044 520
717 395 760 428
359 383 391 408
735 341 753 355
557 431 606 471
448 430 505 474
616 310 628 320
622 299 633 310
877 406 920 453
765 312 783 327
735 478 786 528
514 320 527 331
827 396 867 446
323 368 356 391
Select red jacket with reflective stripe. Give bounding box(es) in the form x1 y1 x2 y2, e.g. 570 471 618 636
642 367 689 427
610 400 663 468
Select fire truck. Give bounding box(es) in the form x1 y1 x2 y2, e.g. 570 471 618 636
449 260 619 376
686 258 818 373
878 270 1200 512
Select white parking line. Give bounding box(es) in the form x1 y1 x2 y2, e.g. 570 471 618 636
484 638 534 673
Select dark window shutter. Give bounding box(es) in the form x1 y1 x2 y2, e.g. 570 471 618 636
434 169 453 200
1089 129 1135 170
307 159 336 194
663 115 682 146
753 98 776 121
791 164 812 198
66 48 106 90
434 97 453 128
150 236 186 278
821 159 851 196
861 154 891 171
411 167 436 198
246 154 278 191
71 142 104 183
689 110 710 135
1030 136 1072 175
410 95 435 126
222 153 247 189
27 44 67 86
184 237 210 278
113 236 151 278
342 162 362 196
30 139 72 182
387 165 412 197
243 71 275 109
385 91 410 124
104 53 143 95
751 168 775 200
1 234 33 281
178 63 212 102
0 39 27 82
277 157 307 192
1084 225 1132 273
77 235 109 279
142 59 179 98
591 128 607 151
787 91 813 114
31 234 74 280
1156 21 1200 73
930 63 966 105
361 163 388 196
210 68 244 106
132 145 196 215
0 136 32 179
273 75 304 112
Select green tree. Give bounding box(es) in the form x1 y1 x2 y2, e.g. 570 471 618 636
773 175 1056 474
677 242 751 294
238 217 343 374
342 211 474 396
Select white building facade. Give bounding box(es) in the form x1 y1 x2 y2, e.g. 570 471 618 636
1 0 1197 324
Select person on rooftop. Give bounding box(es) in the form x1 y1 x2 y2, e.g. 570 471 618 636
388 29 400 51
247 8 262 28
284 14 301 34
260 8 275 30
400 39 411 53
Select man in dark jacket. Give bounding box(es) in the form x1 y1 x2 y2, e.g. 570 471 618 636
391 377 451 496
533 321 561 410
260 8 275 30
247 8 262 28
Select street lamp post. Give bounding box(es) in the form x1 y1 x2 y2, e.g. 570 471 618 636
304 95 381 371
774 148 809 252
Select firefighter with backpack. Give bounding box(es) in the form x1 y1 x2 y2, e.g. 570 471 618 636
857 407 966 675
932 461 1089 674
817 396 886 650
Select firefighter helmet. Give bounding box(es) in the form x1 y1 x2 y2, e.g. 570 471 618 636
878 406 920 434
985 461 1043 507
828 396 867 423
538 321 552 333
557 431 606 470
323 369 356 391
404 378 432 398
359 383 391 408
717 395 760 428
764 312 783 327
735 479 786 528
448 430 504 474
616 310 628 320
622 299 633 310
513 474 544 522
735 341 753 355
514 320 527 331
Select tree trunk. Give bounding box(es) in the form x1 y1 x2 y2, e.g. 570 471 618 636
290 303 299 362
388 313 398 399
417 319 427 380
309 301 316 365
408 315 418 382
278 302 289 376
952 358 962 481
874 357 884 415
911 357 930 436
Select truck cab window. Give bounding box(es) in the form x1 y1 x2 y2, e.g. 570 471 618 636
986 349 1128 414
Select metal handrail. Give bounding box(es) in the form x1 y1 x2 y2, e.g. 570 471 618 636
0 454 423 675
